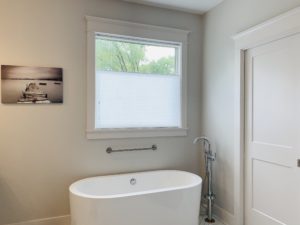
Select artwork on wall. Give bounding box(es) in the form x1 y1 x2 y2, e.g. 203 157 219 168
1 65 63 104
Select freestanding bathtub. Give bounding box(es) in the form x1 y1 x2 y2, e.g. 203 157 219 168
69 170 202 225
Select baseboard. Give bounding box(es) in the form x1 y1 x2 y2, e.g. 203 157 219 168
4 215 70 225
213 204 235 225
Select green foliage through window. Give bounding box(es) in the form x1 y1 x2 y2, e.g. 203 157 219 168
96 37 177 75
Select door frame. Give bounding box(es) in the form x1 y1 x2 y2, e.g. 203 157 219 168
233 6 300 225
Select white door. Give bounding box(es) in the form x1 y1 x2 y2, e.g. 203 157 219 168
245 33 300 225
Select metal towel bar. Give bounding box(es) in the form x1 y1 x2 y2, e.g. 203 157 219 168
106 145 157 154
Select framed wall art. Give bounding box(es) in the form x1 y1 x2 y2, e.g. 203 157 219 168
1 65 63 104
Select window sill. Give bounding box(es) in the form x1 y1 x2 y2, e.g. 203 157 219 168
86 128 188 139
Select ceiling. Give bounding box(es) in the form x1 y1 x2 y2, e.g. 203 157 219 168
123 0 224 14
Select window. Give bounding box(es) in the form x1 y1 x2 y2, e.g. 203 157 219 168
86 16 189 139
95 35 181 129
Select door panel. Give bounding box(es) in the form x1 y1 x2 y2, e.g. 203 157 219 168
245 33 300 225
252 159 294 222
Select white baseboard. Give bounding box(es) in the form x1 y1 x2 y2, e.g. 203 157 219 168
4 215 70 225
213 204 235 225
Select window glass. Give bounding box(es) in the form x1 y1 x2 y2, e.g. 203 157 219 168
96 36 178 75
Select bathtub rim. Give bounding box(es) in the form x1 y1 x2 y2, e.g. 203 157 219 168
69 170 202 199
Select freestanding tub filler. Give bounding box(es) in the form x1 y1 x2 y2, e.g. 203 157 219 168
69 170 202 225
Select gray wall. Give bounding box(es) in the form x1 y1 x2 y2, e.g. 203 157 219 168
203 0 300 215
0 0 203 224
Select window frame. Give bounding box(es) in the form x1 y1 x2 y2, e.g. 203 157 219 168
86 16 190 139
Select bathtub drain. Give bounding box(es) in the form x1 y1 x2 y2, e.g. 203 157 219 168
130 178 136 185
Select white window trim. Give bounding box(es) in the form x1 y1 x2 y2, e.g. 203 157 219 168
86 16 190 139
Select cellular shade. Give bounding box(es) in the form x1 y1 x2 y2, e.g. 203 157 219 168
95 71 181 128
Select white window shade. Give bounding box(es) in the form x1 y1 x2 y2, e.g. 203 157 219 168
95 71 181 129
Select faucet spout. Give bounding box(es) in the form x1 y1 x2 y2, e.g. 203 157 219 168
193 136 210 144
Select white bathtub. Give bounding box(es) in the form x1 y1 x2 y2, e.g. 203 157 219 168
69 170 202 225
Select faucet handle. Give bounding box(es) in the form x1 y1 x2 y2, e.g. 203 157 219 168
207 152 216 161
